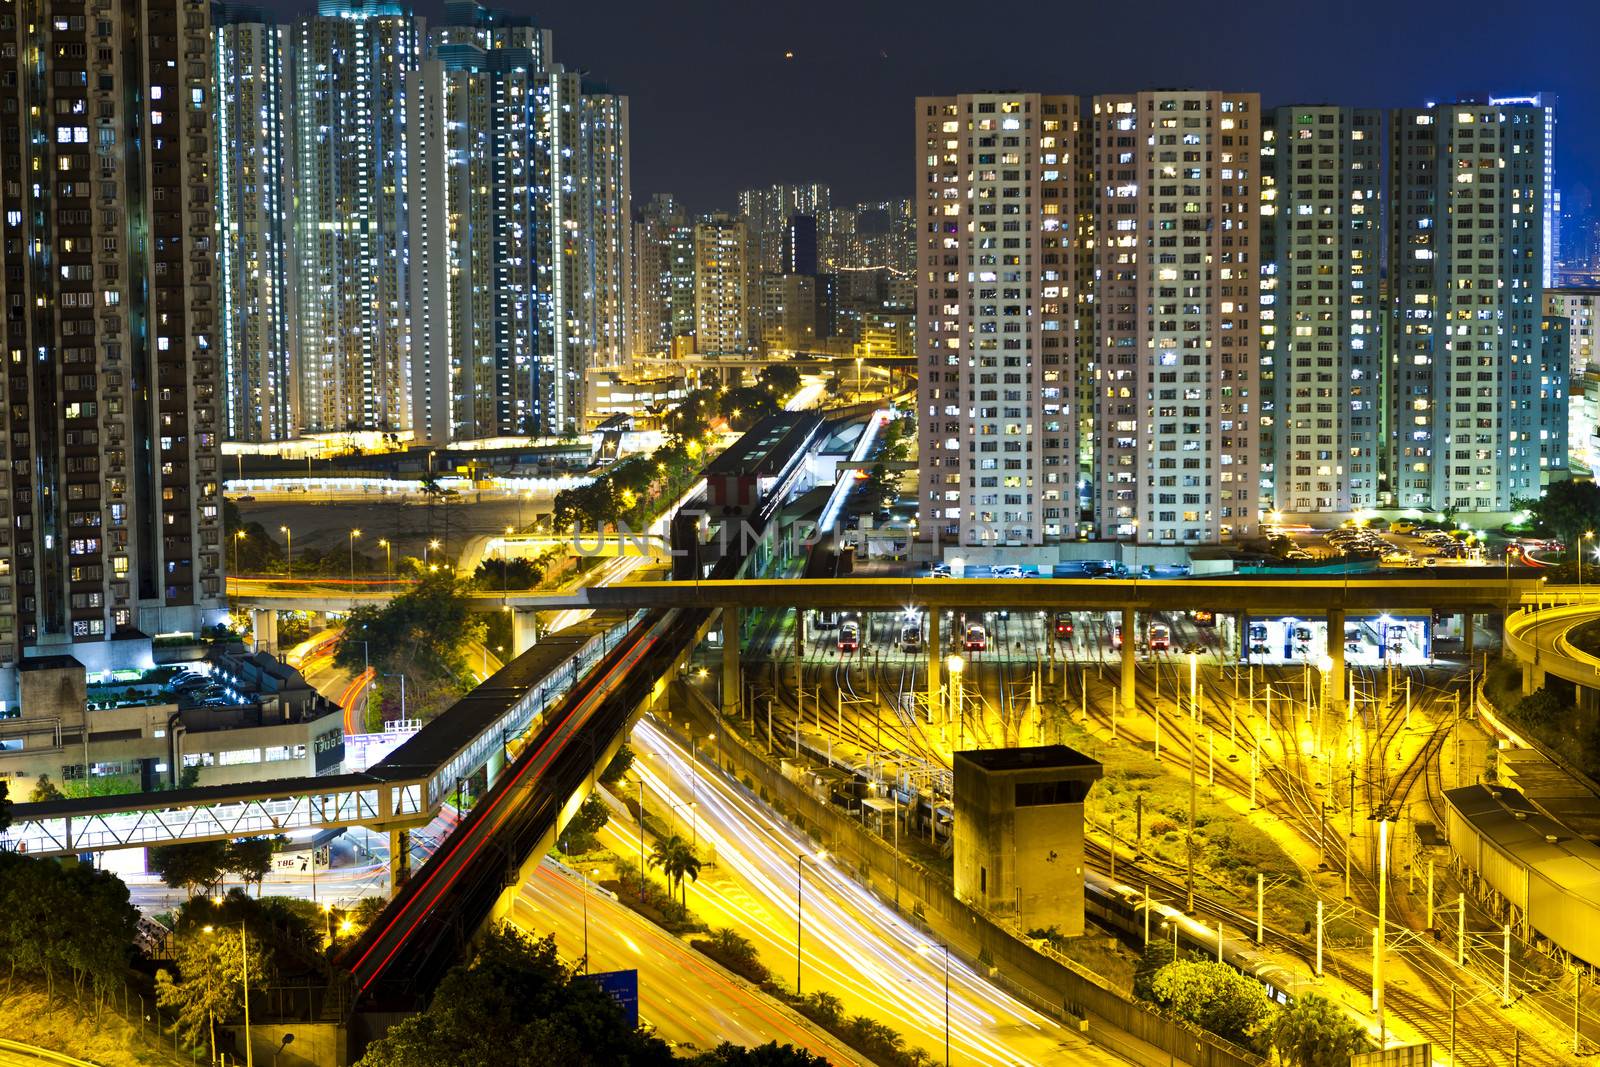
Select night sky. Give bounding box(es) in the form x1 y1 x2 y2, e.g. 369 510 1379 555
283 0 1600 215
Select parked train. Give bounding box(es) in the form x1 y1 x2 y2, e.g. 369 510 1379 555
1082 869 1297 1006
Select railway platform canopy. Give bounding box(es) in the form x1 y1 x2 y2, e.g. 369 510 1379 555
1445 783 1600 966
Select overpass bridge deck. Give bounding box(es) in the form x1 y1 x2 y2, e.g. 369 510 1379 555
0 614 636 858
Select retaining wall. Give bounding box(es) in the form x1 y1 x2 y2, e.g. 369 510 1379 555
671 682 1263 1067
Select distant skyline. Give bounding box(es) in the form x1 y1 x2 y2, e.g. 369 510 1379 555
262 0 1600 215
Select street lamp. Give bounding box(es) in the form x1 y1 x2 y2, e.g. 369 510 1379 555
1583 531 1595 592
425 539 442 570
233 530 246 575
202 920 254 1067
279 526 292 574
581 867 600 974
796 850 827 995
377 538 391 580
348 529 361 582
917 940 951 1067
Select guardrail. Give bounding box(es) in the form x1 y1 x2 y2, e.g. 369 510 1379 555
0 1038 100 1066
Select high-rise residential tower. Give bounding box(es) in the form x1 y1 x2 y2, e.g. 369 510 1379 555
1388 98 1545 512
1487 93 1556 290
1090 91 1261 544
291 0 420 435
214 4 296 442
0 0 226 689
1260 107 1382 517
915 92 1086 547
694 213 749 356
633 193 696 357
406 8 554 443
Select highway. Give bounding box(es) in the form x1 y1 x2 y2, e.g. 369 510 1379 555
510 859 861 1061
343 610 672 997
616 717 1131 1066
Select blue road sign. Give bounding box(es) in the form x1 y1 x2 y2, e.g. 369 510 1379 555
580 968 639 1030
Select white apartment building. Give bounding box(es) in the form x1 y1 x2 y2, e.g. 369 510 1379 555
914 92 1085 547
1091 91 1261 544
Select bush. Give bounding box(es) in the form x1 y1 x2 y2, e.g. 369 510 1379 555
690 928 769 985
1514 686 1568 727
1149 958 1274 1052
608 861 700 934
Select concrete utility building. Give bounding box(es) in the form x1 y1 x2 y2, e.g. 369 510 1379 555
953 745 1103 936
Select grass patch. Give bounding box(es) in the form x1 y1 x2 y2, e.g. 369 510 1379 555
0 986 193 1066
1053 713 1365 944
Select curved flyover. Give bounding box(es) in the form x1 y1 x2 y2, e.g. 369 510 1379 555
1502 590 1600 694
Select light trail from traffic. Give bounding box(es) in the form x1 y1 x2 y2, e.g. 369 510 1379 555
617 717 1127 1066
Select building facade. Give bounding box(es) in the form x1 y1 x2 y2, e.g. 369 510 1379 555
632 193 696 358
915 92 1087 547
406 9 552 443
0 0 227 693
291 0 420 435
693 213 749 355
1539 314 1570 480
1544 288 1597 375
1388 99 1545 513
1260 107 1382 517
1090 91 1261 544
213 5 296 442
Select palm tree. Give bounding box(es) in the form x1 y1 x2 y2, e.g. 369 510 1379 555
804 990 843 1026
647 834 702 907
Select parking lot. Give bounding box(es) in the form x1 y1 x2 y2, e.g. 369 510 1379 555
1268 521 1499 568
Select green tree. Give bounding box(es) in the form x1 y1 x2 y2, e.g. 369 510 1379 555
558 794 611 855
1148 958 1275 1051
155 922 271 1063
600 744 635 786
1268 992 1368 1067
1519 480 1600 556
149 840 230 897
648 834 702 907
1132 934 1186 1001
473 555 544 590
693 1043 830 1067
224 837 280 894
1514 686 1568 727
802 991 843 1027
0 852 136 1004
335 573 486 718
356 925 673 1067
28 774 64 802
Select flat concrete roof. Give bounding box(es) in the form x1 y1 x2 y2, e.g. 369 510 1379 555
956 745 1103 775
